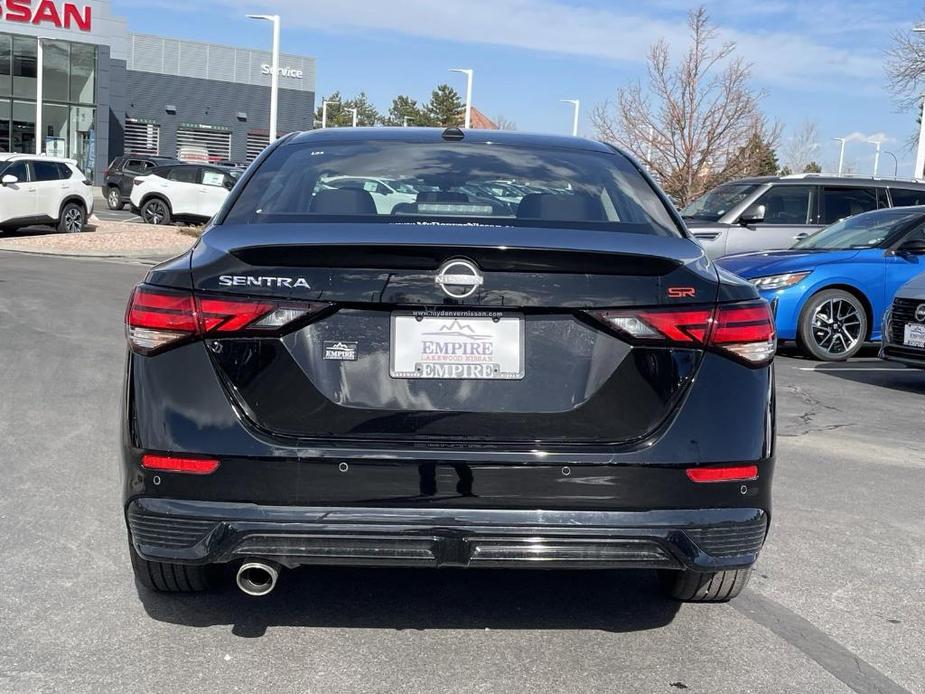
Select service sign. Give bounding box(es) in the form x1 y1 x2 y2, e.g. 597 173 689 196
0 0 92 32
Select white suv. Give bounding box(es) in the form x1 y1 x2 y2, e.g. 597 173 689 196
0 154 94 234
131 164 238 225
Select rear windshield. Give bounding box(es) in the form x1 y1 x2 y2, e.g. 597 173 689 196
221 140 681 236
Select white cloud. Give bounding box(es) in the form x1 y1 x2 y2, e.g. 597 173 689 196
190 0 882 90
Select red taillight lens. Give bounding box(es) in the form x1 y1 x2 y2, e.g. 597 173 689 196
711 302 776 364
686 465 758 483
125 285 328 354
141 453 220 475
590 300 776 366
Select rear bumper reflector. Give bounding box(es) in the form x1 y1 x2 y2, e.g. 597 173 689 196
141 454 220 475
686 465 758 483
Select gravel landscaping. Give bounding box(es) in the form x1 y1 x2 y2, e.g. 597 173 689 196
0 218 197 258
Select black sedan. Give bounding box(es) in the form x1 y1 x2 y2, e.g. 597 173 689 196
122 127 776 602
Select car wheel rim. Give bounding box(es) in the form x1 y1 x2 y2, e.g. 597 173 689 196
109 190 119 206
811 298 862 356
144 202 165 224
64 208 83 233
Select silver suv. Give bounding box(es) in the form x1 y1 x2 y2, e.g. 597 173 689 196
682 174 925 258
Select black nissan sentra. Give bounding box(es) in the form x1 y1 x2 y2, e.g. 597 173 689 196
122 128 776 602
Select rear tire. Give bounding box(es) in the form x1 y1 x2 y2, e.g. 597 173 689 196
57 202 85 234
658 568 751 602
141 198 171 225
106 186 124 210
797 289 867 361
129 542 215 593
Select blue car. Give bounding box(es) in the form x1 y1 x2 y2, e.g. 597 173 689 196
718 207 925 361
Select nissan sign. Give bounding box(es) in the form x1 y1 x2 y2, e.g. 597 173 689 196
0 0 92 31
260 64 303 79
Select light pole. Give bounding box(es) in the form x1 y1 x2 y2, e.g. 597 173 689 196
347 108 358 128
403 116 412 127
884 151 899 178
833 137 847 175
560 99 580 137
867 139 882 176
321 99 338 128
449 68 473 128
247 13 280 142
35 36 46 154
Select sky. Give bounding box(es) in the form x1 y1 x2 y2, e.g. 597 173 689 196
117 0 925 176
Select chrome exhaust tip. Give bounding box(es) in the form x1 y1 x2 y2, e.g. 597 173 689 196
236 561 279 597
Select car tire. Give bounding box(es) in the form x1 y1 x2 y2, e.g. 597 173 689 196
141 198 172 225
106 186 124 210
57 202 85 234
129 543 215 592
797 288 868 361
658 568 751 602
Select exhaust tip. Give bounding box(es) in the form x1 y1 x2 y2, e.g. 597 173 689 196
236 561 279 597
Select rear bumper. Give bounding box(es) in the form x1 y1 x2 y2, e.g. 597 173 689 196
127 498 767 572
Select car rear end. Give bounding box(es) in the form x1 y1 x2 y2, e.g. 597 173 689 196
122 129 776 602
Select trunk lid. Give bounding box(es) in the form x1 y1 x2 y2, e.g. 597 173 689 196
189 223 719 446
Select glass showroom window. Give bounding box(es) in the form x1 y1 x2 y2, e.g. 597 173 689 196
12 36 36 100
0 34 10 99
69 43 95 104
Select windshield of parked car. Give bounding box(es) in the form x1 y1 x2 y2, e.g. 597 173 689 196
681 183 759 222
793 210 923 250
221 140 682 236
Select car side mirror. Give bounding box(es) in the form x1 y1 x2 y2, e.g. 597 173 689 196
738 204 766 226
895 238 925 255
1 174 18 186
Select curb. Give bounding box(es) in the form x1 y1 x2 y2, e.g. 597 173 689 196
0 247 184 263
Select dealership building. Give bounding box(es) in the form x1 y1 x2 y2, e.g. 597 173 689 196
0 0 316 182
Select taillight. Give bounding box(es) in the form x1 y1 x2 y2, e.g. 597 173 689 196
590 300 776 366
125 285 329 354
141 453 220 475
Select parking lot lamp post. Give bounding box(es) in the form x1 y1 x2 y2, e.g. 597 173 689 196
560 99 580 137
884 151 899 178
321 99 338 128
247 13 280 142
449 68 473 128
347 108 358 127
867 140 881 176
833 137 847 175
403 116 412 127
35 37 46 154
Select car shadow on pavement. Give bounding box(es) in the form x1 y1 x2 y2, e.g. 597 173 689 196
807 365 925 395
137 566 681 636
0 226 60 238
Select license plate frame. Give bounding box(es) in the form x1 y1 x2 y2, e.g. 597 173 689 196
903 322 925 349
390 310 525 380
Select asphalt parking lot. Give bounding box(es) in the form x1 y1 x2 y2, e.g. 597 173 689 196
0 251 922 694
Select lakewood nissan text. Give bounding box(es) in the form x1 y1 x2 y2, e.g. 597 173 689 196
122 128 776 602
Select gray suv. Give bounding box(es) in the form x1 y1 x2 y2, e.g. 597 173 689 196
682 174 925 258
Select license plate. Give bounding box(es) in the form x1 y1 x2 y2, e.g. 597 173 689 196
390 310 524 380
904 322 925 349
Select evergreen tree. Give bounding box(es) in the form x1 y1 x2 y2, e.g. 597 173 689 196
803 161 822 173
386 95 424 127
424 84 464 127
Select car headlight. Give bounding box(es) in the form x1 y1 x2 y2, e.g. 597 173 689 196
750 272 810 291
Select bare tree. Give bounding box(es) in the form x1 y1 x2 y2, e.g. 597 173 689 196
886 21 925 151
781 120 820 174
591 7 775 205
494 114 517 131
